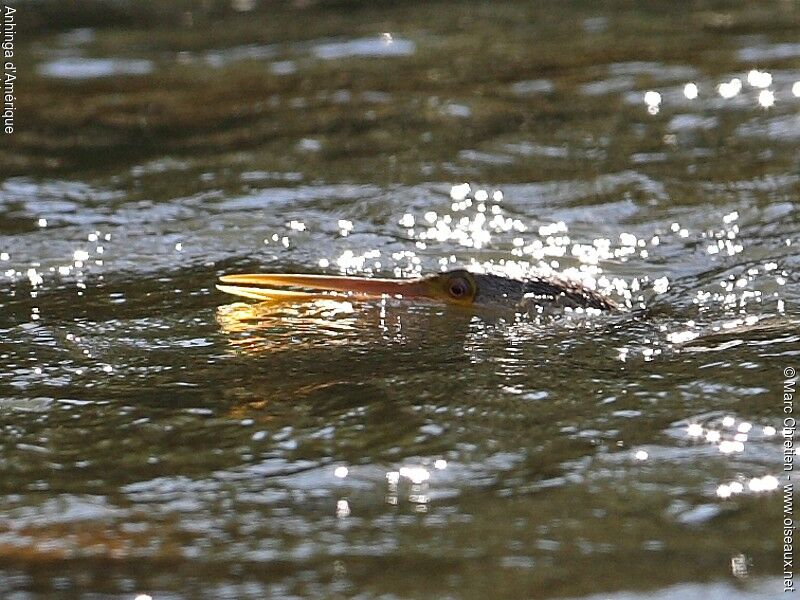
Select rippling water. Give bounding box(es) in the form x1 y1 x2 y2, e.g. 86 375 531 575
1 1 799 598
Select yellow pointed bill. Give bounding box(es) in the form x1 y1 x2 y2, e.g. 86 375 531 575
217 272 434 303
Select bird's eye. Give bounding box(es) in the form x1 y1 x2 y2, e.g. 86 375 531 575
448 277 470 298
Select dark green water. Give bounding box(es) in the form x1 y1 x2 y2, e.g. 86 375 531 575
1 1 799 598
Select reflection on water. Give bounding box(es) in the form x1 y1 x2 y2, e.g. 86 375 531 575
37 57 154 79
2 0 800 598
312 35 415 60
216 299 359 355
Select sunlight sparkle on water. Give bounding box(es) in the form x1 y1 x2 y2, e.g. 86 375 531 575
683 82 698 99
687 424 703 437
315 183 784 320
336 499 350 518
749 476 779 492
338 220 354 236
404 190 527 254
652 277 669 294
746 69 772 88
667 330 699 344
26 268 43 286
399 213 415 228
716 484 732 499
399 466 430 484
336 249 384 274
718 78 742 99
719 440 745 454
718 476 778 498
644 90 661 114
757 89 775 108
450 183 471 200
685 419 754 455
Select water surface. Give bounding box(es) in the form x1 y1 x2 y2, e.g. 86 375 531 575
1 1 799 598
